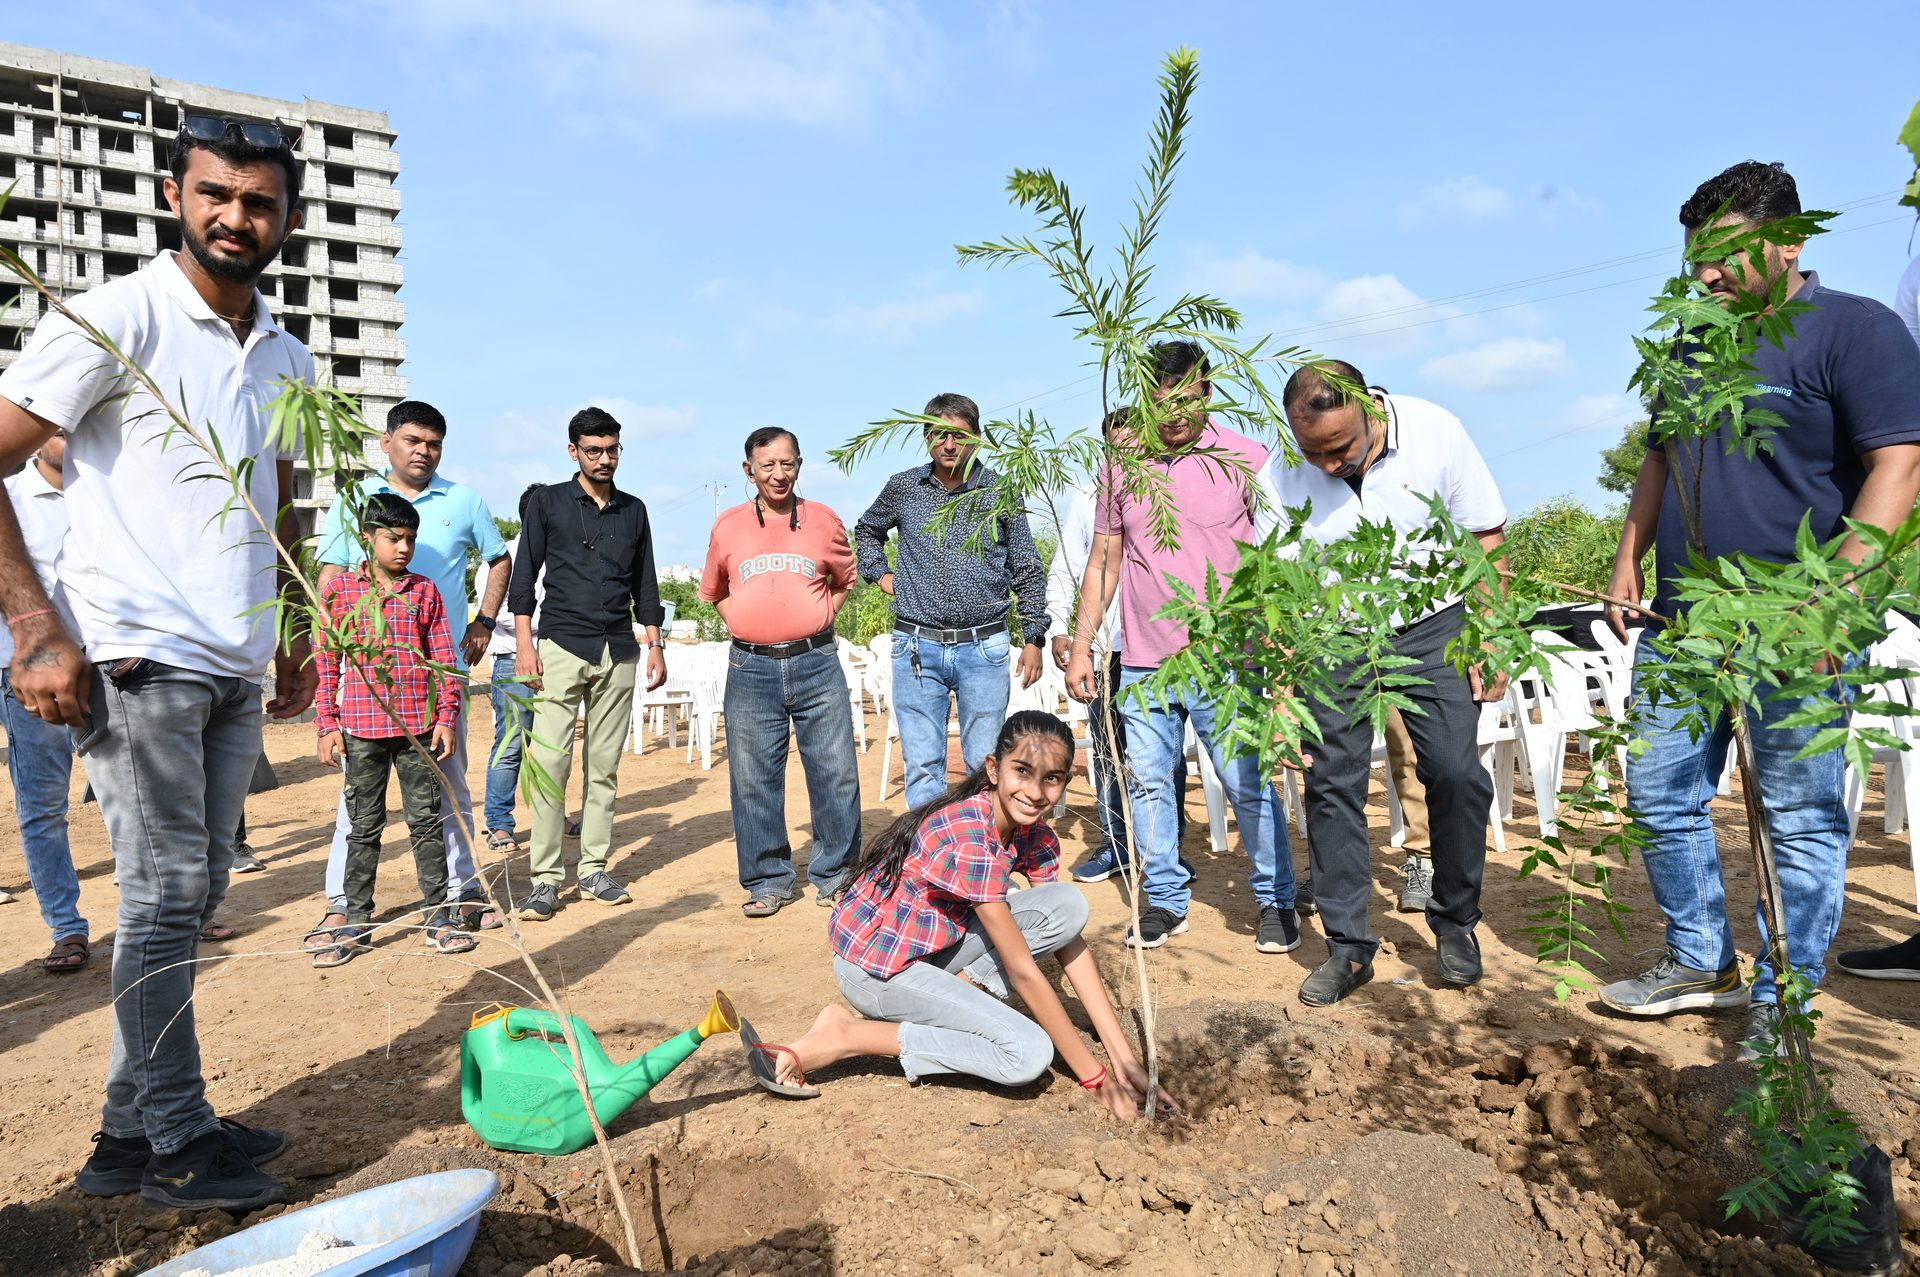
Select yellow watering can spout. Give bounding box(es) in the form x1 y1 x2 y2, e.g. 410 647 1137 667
697 990 742 1040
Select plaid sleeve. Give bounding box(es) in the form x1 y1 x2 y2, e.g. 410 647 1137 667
313 576 353 736
919 806 1011 904
1016 822 1061 884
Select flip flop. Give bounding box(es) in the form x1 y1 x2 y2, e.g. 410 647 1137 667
740 1016 821 1099
42 935 89 973
199 920 238 943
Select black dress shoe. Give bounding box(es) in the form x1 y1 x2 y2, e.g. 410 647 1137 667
1299 955 1374 1006
1436 930 1483 986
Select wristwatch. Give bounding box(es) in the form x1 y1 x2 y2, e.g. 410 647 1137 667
646 639 667 651
475 615 497 632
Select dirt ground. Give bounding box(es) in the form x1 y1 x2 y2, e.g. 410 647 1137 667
1 692 1917 1276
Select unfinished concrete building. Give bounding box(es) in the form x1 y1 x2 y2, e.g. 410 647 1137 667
0 42 403 532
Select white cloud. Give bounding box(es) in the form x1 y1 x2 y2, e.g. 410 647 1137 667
833 290 984 342
1184 251 1331 303
1557 391 1643 433
1296 273 1471 356
702 278 983 346
1398 176 1514 227
382 0 931 128
1397 176 1606 227
1421 337 1574 392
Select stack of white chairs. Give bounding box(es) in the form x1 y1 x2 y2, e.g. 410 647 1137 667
678 641 730 771
835 639 869 752
1847 625 1920 911
869 635 909 800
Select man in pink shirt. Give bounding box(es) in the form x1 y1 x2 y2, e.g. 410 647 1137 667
1064 342 1299 953
701 427 862 916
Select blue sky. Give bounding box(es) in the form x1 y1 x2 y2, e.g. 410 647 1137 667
17 1 1920 570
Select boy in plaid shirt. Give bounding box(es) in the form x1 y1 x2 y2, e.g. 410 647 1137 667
311 493 474 966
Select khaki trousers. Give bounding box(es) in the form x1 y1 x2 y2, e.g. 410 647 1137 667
1383 708 1432 856
527 639 638 887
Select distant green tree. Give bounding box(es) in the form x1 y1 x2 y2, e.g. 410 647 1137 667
1501 496 1622 594
1596 420 1650 496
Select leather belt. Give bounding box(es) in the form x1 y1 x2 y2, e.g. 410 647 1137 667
895 616 1009 644
730 628 837 660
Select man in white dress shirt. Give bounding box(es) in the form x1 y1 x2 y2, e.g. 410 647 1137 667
1257 360 1508 1007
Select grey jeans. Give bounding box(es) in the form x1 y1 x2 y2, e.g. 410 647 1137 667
833 881 1090 1086
88 661 262 1154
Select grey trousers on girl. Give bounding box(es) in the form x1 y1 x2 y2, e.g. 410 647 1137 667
834 881 1090 1086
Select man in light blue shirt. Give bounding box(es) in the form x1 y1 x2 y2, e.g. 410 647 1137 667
309 400 510 936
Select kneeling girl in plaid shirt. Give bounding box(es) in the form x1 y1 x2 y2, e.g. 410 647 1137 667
761 710 1175 1119
310 493 475 967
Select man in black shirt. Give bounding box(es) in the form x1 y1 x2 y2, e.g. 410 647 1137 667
509 406 667 919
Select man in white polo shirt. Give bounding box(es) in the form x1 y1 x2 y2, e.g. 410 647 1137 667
0 429 91 972
0 114 315 1209
307 401 510 938
1257 360 1509 1007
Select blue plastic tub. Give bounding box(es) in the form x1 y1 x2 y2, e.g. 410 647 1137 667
141 1169 500 1277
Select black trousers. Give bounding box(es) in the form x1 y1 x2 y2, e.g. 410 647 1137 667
1302 604 1493 964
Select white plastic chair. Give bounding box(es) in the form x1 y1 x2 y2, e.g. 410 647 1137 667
1845 638 1920 911
676 643 729 770
1476 687 1525 855
835 640 868 753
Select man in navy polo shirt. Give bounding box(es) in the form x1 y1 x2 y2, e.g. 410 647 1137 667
309 401 510 938
1599 161 1920 1051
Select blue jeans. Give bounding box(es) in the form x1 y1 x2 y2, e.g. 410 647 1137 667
1085 655 1189 857
1 669 87 941
88 662 261 1155
724 643 861 896
1626 634 1852 1003
484 652 533 832
1116 665 1294 916
834 881 1088 1085
892 628 1012 807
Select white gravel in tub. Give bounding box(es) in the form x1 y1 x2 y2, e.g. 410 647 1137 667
178 1230 380 1277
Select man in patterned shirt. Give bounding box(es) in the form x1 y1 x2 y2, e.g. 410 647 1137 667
310 493 471 967
856 393 1048 805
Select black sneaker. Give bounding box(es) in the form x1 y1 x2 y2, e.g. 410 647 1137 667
140 1128 286 1212
578 872 631 905
1835 932 1920 981
1294 874 1316 917
1598 950 1745 1016
1125 906 1189 949
76 1118 287 1197
1255 905 1301 954
1435 930 1482 986
1736 1000 1780 1064
231 845 266 874
1300 955 1374 1007
1397 855 1433 913
519 882 560 922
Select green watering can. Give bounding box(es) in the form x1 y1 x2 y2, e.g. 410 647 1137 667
460 991 741 1155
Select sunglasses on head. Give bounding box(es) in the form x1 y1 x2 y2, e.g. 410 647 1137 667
180 113 299 153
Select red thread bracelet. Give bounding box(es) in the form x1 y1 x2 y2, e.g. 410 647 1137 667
6 608 54 628
1080 1067 1107 1090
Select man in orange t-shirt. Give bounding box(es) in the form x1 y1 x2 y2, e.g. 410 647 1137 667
700 427 862 916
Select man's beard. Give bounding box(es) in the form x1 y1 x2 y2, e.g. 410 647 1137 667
181 220 279 283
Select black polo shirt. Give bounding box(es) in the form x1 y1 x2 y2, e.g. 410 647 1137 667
1651 272 1920 614
510 478 665 664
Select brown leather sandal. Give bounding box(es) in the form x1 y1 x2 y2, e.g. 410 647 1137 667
43 935 90 974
